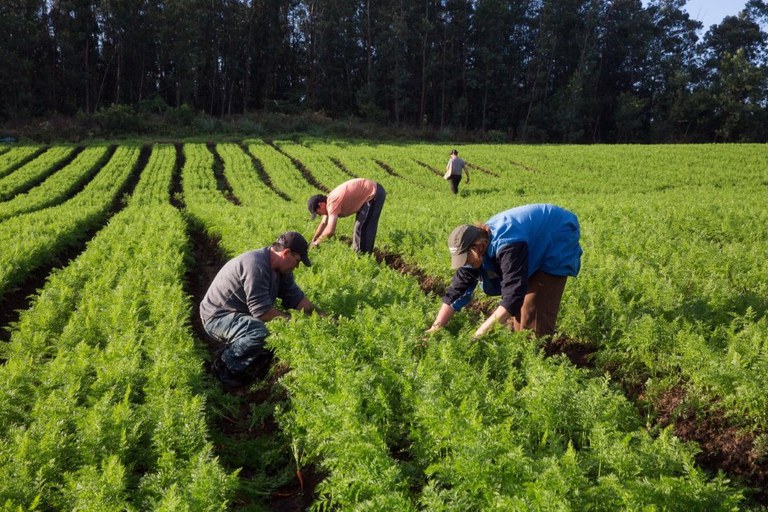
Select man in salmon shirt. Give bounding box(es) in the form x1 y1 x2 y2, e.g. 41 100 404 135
307 178 386 254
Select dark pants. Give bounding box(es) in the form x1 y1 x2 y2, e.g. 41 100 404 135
203 312 271 375
508 271 568 337
449 175 462 194
353 183 386 253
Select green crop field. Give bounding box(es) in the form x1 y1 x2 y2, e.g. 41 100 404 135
0 140 766 511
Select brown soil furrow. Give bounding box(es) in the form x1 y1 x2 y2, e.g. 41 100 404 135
328 157 358 178
265 141 329 193
374 159 403 178
182 191 319 512
654 386 767 503
414 159 443 177
509 160 541 173
466 162 499 177
240 143 292 201
206 142 240 205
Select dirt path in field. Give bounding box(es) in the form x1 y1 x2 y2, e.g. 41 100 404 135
374 159 403 178
174 142 316 510
466 162 499 177
206 142 240 204
414 159 443 177
328 156 358 178
508 160 541 173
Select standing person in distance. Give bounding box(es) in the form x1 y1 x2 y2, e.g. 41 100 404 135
445 149 469 195
200 231 319 389
425 204 582 339
307 178 386 254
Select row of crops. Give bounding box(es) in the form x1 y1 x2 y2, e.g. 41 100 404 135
0 140 766 510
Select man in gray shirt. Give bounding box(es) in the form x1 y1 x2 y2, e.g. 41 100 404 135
200 231 318 388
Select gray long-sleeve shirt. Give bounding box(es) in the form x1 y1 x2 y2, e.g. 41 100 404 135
200 248 305 324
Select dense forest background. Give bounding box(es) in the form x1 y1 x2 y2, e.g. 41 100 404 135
1 0 767 142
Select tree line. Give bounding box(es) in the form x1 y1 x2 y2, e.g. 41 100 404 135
2 0 767 142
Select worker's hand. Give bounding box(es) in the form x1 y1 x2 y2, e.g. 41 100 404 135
419 323 441 342
473 320 494 340
316 310 341 323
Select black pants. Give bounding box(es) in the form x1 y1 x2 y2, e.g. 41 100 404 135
353 183 386 253
449 175 462 194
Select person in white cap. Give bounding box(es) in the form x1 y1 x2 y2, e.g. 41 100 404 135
425 204 582 339
200 231 319 388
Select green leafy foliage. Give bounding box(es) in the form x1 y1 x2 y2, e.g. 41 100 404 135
0 144 235 510
1 140 764 510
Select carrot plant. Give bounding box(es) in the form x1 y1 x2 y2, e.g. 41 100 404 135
0 145 113 221
0 145 141 297
0 145 76 200
0 144 235 510
0 145 44 178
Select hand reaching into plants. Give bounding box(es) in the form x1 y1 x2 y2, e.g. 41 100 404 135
473 305 511 339
419 323 441 343
424 303 454 337
473 316 495 339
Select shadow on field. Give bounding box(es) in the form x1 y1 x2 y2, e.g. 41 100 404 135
458 186 502 197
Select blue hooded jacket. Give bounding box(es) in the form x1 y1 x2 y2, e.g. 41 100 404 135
485 203 581 277
446 204 582 312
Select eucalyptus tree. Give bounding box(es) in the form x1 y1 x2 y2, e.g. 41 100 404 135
521 0 603 141
48 0 100 114
0 0 53 117
93 0 157 109
593 0 654 142
640 0 702 141
466 0 532 133
701 11 768 141
296 0 367 115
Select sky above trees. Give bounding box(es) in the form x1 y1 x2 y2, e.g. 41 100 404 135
681 0 748 29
